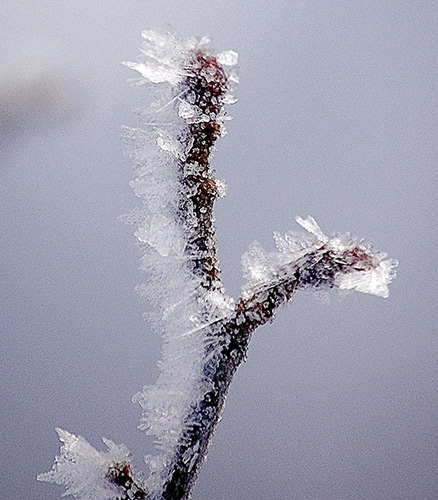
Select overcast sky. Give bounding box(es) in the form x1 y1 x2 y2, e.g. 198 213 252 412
1 1 437 499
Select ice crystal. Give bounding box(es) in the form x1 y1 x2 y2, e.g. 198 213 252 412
37 429 135 500
243 216 397 299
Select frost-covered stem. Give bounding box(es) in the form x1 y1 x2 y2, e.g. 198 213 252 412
156 49 233 500
176 49 228 290
38 30 397 500
161 283 298 499
161 243 377 499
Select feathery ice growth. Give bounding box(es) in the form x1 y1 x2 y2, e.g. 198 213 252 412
38 29 397 500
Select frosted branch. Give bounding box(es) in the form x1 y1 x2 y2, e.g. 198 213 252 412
39 29 397 500
154 218 397 498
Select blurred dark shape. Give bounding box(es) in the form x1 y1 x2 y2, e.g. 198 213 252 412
0 40 84 145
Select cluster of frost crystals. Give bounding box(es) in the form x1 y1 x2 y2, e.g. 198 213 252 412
37 429 132 500
123 29 238 122
122 29 238 492
242 216 397 299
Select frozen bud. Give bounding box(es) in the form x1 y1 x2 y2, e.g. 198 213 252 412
37 429 137 500
297 218 398 298
332 244 398 298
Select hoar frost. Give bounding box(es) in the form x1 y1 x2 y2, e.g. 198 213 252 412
243 216 397 299
39 28 397 500
37 429 136 500
122 29 239 494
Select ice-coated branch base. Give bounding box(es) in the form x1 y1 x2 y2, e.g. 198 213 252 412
38 29 397 500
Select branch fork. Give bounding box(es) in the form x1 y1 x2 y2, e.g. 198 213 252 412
38 29 397 500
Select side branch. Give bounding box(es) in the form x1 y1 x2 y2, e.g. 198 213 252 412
161 238 390 499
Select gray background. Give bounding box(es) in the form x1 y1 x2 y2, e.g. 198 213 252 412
1 1 437 499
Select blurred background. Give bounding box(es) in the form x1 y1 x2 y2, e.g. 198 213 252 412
1 1 436 499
